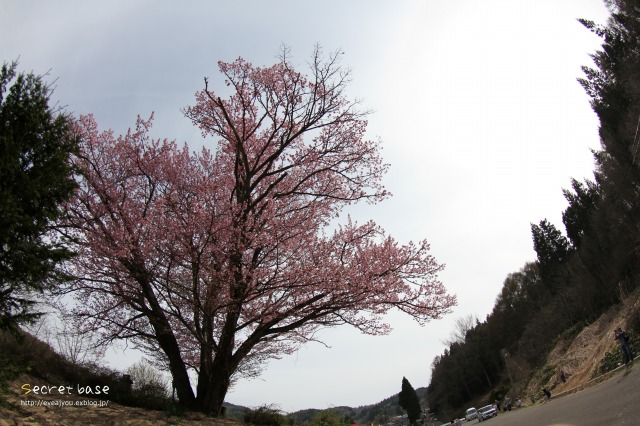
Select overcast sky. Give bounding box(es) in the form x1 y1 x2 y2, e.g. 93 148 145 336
1 0 611 413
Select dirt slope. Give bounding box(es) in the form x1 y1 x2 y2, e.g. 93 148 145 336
523 288 640 401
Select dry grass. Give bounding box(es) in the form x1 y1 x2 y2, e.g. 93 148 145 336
0 330 241 425
523 288 640 402
0 373 240 426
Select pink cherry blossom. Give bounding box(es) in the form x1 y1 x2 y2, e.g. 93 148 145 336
61 47 456 415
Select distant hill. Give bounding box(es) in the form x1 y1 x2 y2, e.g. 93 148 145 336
288 387 428 424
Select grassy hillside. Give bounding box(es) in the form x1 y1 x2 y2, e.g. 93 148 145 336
522 289 640 400
0 329 240 424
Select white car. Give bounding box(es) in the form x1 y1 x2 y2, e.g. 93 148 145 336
465 407 478 421
477 405 497 421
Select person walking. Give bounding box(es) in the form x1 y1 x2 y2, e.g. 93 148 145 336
504 396 512 411
614 327 634 364
559 369 566 383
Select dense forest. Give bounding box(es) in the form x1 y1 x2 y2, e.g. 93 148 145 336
427 0 640 418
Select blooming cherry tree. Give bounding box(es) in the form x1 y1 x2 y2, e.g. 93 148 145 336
62 48 455 415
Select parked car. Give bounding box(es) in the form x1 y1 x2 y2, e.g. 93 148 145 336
477 404 498 421
465 407 478 421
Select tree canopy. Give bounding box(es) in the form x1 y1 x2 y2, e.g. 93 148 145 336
61 48 455 415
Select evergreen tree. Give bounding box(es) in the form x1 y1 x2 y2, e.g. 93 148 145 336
531 219 571 286
399 377 422 425
0 61 77 335
578 0 640 297
561 178 600 249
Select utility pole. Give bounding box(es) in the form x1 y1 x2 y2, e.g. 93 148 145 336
502 349 514 394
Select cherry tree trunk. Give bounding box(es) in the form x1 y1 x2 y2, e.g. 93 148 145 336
193 353 233 416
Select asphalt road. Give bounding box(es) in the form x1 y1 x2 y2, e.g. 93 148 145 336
468 364 639 426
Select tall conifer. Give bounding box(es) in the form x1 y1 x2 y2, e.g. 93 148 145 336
399 376 422 425
0 61 77 335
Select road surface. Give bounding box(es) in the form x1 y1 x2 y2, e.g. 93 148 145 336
468 364 639 425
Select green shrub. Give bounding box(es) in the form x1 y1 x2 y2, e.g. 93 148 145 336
535 365 556 385
595 331 640 376
596 349 621 376
309 409 352 426
123 361 169 411
244 405 288 426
